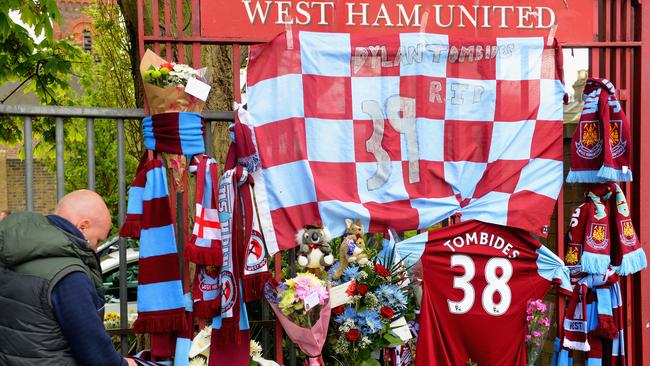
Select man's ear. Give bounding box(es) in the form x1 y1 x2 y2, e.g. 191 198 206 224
77 218 91 233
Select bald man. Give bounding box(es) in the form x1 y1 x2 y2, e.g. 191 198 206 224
0 190 137 366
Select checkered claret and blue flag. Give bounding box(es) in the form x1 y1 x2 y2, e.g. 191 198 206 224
244 31 566 253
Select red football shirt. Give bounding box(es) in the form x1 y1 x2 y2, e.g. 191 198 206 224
410 221 571 366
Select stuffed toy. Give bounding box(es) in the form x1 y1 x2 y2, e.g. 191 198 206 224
296 224 335 270
333 219 369 280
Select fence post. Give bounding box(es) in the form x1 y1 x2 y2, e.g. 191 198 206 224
23 116 33 211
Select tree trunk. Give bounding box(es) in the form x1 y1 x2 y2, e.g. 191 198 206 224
115 0 235 165
116 0 144 109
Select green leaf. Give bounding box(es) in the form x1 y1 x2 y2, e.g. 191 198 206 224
384 331 405 346
360 359 381 366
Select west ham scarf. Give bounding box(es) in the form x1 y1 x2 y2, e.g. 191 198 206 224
213 166 270 343
580 185 613 274
143 112 205 156
579 183 647 275
187 154 223 265
209 288 251 366
208 167 251 363
121 158 187 334
224 105 260 172
192 265 221 319
567 78 633 183
550 337 574 366
240 170 271 302
213 167 242 343
582 281 626 366
120 153 150 238
563 283 590 351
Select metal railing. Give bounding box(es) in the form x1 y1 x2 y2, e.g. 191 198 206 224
0 104 234 355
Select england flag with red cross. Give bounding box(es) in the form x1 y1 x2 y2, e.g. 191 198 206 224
244 31 565 254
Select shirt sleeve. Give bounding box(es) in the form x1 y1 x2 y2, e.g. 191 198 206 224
51 271 127 366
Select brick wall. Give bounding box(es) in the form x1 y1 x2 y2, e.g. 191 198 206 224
5 159 57 215
0 151 7 210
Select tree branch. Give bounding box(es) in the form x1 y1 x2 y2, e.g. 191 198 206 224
0 73 37 104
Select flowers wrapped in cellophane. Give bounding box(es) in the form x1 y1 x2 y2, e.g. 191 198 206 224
139 49 208 115
325 246 416 366
265 273 331 366
525 299 553 365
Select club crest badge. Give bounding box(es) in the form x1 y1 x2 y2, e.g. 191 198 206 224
586 223 608 250
576 120 603 160
198 266 221 293
609 120 627 158
246 230 268 272
564 246 580 266
619 219 637 246
220 270 236 312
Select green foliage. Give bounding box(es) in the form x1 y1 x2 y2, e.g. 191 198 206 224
0 0 83 108
0 1 142 231
46 1 141 231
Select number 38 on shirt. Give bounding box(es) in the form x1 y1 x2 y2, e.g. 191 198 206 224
447 255 513 316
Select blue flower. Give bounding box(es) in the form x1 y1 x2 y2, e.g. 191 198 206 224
374 284 408 310
356 309 383 335
264 281 280 304
328 262 341 283
342 266 360 282
335 306 357 324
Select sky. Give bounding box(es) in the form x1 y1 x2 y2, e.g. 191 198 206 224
9 10 46 44
563 48 589 101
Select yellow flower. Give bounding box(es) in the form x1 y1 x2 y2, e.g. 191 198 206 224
285 278 295 289
104 312 120 321
279 291 296 314
296 272 322 286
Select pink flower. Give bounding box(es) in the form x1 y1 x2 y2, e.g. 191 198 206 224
540 317 550 327
316 285 329 304
536 302 547 312
526 315 534 322
532 331 542 338
525 335 532 341
533 341 540 347
293 276 316 300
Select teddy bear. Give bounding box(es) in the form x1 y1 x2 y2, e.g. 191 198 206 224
333 219 369 280
296 224 335 271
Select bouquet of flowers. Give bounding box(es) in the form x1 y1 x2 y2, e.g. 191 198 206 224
103 311 139 352
139 49 208 115
265 273 331 365
326 253 415 366
525 299 553 366
187 325 279 366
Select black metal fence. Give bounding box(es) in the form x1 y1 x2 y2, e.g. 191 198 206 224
0 104 234 355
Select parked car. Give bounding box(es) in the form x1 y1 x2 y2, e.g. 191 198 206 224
99 236 139 315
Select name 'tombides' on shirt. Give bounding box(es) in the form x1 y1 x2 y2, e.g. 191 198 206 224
397 220 571 366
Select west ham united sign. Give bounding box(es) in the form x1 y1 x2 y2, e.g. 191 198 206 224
201 0 595 43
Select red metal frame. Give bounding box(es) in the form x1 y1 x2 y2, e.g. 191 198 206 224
136 0 650 363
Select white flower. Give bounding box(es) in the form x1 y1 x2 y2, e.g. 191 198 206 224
364 293 378 308
360 336 372 347
358 271 368 279
250 340 263 358
189 355 208 366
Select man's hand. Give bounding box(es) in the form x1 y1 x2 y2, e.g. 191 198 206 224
125 358 138 366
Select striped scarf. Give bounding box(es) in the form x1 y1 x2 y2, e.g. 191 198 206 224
121 158 187 335
143 112 205 156
187 154 223 265
559 270 627 365
574 183 647 275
